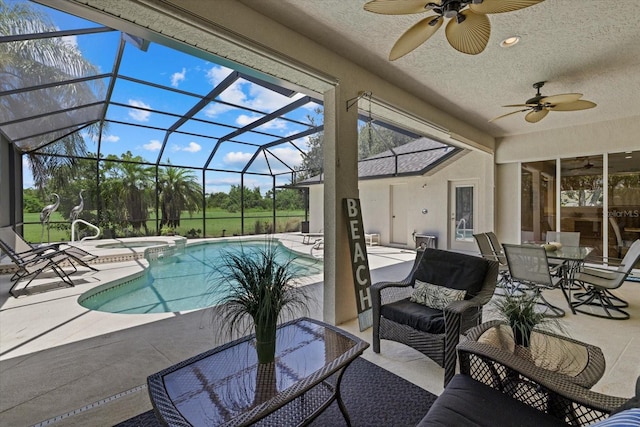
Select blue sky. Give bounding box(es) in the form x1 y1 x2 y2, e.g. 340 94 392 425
20 0 322 194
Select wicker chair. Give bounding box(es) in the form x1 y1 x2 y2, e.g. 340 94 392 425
372 248 498 386
419 321 636 426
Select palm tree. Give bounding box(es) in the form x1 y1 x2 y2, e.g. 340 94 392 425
99 152 153 235
159 164 202 228
0 0 103 190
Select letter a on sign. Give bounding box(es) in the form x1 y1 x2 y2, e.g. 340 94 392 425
343 198 373 331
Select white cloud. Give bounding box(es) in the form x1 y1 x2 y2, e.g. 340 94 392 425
171 68 186 87
235 114 259 126
143 140 163 151
171 142 202 153
206 65 234 86
128 99 151 122
224 151 253 164
270 146 303 167
203 65 308 121
103 134 120 143
183 142 201 153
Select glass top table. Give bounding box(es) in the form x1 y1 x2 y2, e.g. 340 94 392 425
467 320 605 389
147 317 369 426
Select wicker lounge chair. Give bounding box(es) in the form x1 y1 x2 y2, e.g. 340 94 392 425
372 248 498 386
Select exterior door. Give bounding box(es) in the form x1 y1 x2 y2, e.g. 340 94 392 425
449 180 478 251
391 184 408 245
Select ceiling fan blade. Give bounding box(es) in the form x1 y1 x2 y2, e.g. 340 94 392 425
469 0 544 15
502 103 537 107
525 109 549 123
549 100 597 111
364 0 436 15
489 109 529 123
389 16 443 60
445 10 490 55
540 93 583 105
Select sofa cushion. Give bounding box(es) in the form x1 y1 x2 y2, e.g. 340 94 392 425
413 249 489 298
418 374 567 427
410 279 467 310
380 298 445 334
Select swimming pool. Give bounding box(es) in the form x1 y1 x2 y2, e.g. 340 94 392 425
78 240 322 314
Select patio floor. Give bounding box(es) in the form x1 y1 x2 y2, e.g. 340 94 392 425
1 235 638 426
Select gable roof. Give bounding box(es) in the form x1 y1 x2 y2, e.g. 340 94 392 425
296 137 462 186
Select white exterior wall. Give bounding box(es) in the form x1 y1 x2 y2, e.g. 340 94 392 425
494 115 640 245
307 149 495 250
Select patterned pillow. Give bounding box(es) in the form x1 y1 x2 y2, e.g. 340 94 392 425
410 279 467 310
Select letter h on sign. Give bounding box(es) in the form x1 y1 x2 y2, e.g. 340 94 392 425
343 198 373 331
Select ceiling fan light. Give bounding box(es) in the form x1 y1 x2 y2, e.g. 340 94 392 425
500 36 520 47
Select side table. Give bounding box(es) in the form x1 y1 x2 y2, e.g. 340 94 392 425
464 320 605 388
460 320 606 424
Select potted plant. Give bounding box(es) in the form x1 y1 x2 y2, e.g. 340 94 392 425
214 239 309 364
492 292 563 347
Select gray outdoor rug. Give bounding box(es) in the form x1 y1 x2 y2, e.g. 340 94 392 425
114 357 437 426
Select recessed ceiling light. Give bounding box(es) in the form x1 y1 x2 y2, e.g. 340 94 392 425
500 36 520 48
625 155 633 159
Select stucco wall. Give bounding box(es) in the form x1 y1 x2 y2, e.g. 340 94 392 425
308 149 495 250
496 116 640 164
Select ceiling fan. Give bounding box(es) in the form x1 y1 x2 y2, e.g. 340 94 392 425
363 0 545 59
569 157 598 171
489 81 597 124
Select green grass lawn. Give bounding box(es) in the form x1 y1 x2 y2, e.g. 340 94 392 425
22 209 306 243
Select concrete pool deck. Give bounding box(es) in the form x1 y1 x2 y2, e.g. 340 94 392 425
1 235 639 426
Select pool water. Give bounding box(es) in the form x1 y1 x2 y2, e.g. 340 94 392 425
79 240 322 314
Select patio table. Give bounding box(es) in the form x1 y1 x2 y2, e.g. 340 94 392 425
147 317 369 426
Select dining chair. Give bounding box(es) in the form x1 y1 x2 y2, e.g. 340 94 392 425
572 239 640 319
473 232 510 289
502 244 566 318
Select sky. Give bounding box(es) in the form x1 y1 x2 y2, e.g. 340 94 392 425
18 0 323 194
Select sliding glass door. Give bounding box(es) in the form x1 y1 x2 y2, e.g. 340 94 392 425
521 151 639 260
560 156 604 255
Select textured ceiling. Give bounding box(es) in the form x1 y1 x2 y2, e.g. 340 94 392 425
240 0 640 139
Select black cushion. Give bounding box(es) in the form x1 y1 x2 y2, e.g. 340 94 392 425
380 298 445 334
418 374 567 427
413 249 489 298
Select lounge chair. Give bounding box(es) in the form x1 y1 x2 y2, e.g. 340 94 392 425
0 226 97 271
0 239 77 296
0 227 98 297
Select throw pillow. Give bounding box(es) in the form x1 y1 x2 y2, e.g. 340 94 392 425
589 408 640 427
410 279 467 310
